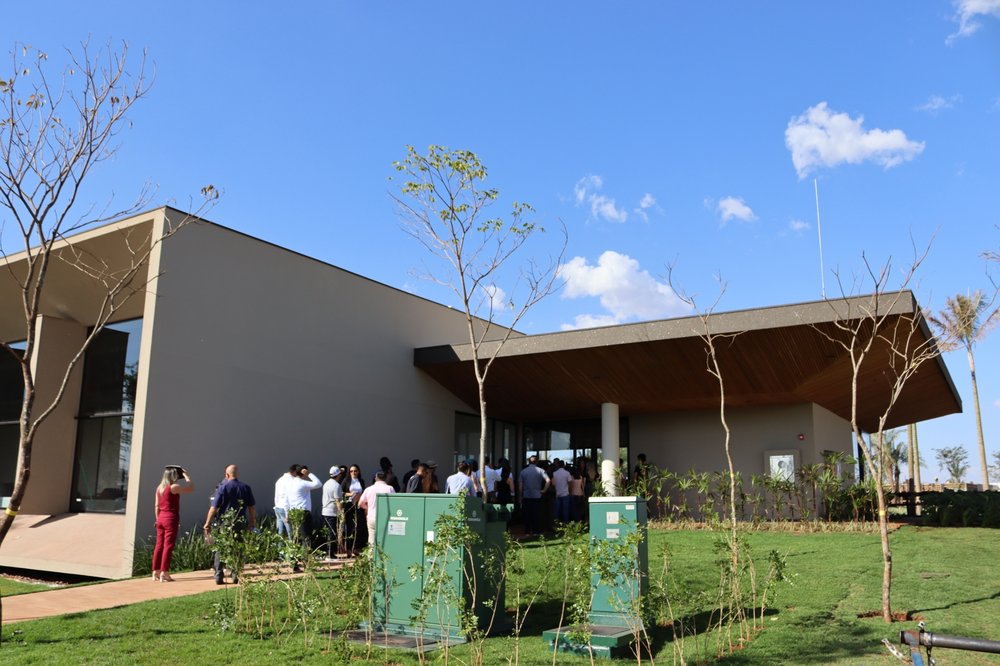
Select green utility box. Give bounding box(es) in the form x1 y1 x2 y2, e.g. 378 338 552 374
544 496 648 658
370 493 509 644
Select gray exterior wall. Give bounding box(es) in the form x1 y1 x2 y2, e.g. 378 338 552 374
127 218 474 560
629 403 852 476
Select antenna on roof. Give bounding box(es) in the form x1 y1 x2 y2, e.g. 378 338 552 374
814 178 826 299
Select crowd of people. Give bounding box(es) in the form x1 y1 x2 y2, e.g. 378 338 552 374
150 452 618 584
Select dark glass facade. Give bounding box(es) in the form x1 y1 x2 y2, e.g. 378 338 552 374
0 343 25 505
71 319 142 513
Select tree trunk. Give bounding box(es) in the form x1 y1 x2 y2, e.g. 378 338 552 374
912 424 922 492
877 488 893 623
968 349 989 489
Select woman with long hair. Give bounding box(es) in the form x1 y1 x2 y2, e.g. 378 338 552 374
152 465 194 582
340 465 366 555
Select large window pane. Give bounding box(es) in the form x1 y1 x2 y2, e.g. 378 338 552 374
0 344 24 423
0 424 17 508
72 319 141 513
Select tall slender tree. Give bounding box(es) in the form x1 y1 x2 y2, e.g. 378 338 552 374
929 291 998 488
391 146 565 489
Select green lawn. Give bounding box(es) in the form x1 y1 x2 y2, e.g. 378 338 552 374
1 526 998 665
0 576 56 597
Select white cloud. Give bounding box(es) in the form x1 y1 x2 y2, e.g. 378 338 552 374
483 284 508 311
948 0 1000 42
574 175 602 204
784 102 925 179
557 251 690 330
717 196 757 223
573 175 628 223
916 94 961 114
789 219 810 232
633 193 660 222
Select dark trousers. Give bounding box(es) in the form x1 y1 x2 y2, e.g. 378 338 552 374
523 497 543 534
212 523 246 581
555 495 572 523
323 515 341 557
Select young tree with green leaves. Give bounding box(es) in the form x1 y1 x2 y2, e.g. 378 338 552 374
929 291 998 488
391 146 565 490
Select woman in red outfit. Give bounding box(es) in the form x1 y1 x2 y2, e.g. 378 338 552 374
152 465 194 582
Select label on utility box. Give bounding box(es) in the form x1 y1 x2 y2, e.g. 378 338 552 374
606 528 620 539
606 511 620 524
387 521 406 536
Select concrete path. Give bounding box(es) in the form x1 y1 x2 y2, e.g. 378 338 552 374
3 561 353 624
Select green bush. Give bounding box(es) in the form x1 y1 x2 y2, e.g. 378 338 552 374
920 490 1000 528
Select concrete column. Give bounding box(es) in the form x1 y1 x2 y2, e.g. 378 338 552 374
601 402 619 496
23 315 87 514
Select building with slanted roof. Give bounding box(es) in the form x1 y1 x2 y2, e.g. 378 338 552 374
0 209 961 577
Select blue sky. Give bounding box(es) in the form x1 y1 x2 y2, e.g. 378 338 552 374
3 2 999 482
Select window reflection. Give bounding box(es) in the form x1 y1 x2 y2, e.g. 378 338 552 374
72 319 142 513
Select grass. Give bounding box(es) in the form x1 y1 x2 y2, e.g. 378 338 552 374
0 576 53 597
1 526 999 664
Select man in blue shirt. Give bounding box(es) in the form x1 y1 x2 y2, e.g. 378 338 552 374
518 456 550 536
445 461 477 496
203 464 256 584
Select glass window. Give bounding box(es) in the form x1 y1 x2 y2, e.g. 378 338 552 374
0 343 25 423
454 412 516 469
0 343 25 508
72 319 142 513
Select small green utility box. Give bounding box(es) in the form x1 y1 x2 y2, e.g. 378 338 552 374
544 496 648 658
369 493 509 645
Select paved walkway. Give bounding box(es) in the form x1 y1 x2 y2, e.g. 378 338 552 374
3 561 353 624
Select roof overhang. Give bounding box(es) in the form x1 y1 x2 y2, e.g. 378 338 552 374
0 209 175 342
414 291 962 432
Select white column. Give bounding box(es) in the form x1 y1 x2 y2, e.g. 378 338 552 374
601 402 620 496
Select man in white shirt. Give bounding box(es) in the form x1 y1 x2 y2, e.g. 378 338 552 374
358 470 396 546
273 465 300 538
483 457 500 502
321 465 345 560
446 461 477 496
551 459 573 523
285 464 322 545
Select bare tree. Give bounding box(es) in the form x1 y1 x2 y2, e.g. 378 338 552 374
391 145 565 488
0 42 216 574
814 248 944 623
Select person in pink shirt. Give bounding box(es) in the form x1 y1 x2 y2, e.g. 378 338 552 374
358 470 396 547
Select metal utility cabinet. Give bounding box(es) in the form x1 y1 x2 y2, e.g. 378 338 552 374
544 496 649 658
371 493 509 643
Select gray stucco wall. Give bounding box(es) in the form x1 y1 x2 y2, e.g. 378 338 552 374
129 220 474 551
629 403 852 476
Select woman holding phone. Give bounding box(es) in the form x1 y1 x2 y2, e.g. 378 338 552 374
152 465 194 582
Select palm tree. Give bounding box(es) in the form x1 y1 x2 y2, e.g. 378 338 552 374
930 291 998 489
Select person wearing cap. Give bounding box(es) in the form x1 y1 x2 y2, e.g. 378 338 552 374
423 460 441 493
321 465 345 560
